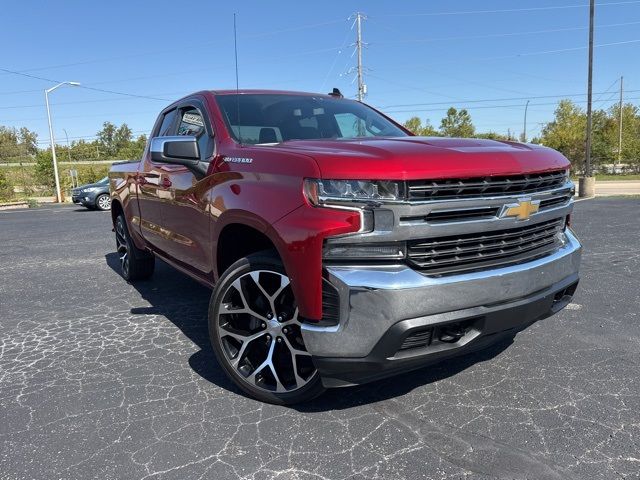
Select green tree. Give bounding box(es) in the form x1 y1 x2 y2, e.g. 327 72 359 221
0 169 13 200
96 122 135 159
97 121 117 157
540 100 586 172
403 117 439 136
70 139 99 161
116 134 147 160
606 103 640 172
0 126 38 162
34 150 56 192
440 107 475 137
19 127 38 155
475 131 509 141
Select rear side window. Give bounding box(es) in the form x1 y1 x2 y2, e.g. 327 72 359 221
157 109 177 136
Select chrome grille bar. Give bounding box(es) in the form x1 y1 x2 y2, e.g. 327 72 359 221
408 170 568 201
407 218 564 274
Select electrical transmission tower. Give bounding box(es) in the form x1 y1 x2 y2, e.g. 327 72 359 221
349 12 367 101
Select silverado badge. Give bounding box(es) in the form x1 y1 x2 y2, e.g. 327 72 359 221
502 199 540 221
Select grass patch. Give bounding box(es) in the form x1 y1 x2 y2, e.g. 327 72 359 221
572 174 640 181
0 163 110 201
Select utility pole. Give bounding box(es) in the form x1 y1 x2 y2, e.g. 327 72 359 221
617 75 623 170
354 12 367 101
580 0 596 197
523 100 530 143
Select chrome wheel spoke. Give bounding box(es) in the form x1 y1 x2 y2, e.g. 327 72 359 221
115 220 129 271
283 335 311 356
245 342 273 383
229 332 264 368
219 302 248 315
230 279 250 311
282 335 310 387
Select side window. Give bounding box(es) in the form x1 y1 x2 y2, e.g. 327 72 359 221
157 109 177 137
177 107 210 160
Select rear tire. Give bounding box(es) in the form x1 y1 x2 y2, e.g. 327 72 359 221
209 251 325 405
115 214 155 281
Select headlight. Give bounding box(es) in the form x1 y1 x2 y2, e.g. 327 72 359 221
304 179 404 206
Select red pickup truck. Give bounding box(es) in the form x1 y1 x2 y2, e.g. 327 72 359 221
109 89 581 404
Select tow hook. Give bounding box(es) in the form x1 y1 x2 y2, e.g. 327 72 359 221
438 324 466 343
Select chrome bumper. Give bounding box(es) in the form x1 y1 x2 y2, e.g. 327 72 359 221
301 228 582 358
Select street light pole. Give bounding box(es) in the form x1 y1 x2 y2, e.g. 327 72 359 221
63 128 71 162
523 100 530 143
44 81 80 203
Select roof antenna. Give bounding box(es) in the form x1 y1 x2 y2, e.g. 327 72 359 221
233 13 243 145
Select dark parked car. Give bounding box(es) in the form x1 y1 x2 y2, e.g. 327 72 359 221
71 177 111 210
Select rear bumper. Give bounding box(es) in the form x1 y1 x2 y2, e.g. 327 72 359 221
302 228 582 387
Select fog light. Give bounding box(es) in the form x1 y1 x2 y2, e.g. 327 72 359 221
323 243 406 260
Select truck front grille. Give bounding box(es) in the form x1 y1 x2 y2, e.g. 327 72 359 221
407 218 565 275
407 170 567 201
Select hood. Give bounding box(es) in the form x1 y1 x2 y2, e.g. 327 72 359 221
76 181 106 191
264 137 569 180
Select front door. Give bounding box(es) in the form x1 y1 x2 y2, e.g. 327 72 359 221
136 108 178 253
159 102 215 276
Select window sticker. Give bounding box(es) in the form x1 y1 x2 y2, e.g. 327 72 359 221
182 112 204 127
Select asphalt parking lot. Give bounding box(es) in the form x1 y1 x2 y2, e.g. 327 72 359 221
1 199 639 480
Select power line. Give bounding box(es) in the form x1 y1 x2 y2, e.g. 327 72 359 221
0 18 347 78
375 1 640 18
373 20 640 46
382 97 640 114
319 18 356 92
32 130 150 145
0 92 191 110
377 38 640 74
377 89 640 109
0 67 170 101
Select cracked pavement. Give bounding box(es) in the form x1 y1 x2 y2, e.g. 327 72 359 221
1 199 639 480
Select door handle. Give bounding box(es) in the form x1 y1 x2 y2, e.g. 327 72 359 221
162 178 172 188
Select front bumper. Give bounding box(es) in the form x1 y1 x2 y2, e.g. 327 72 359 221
302 228 582 387
77 192 99 206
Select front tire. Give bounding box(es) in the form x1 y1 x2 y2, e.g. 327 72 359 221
96 194 111 211
114 214 155 281
209 252 325 404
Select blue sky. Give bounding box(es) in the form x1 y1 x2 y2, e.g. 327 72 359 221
1 0 639 148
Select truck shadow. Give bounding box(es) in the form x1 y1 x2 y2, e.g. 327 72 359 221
105 253 513 410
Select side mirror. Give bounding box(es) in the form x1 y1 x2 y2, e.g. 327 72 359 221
150 136 200 165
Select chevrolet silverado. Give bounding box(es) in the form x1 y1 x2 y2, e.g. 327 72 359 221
109 89 581 404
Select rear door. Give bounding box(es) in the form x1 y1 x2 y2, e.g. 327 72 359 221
158 99 216 276
136 108 178 252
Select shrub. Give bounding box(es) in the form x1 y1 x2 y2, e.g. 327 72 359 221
0 170 13 201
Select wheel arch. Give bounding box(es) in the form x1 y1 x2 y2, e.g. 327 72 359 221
110 197 124 226
215 221 284 280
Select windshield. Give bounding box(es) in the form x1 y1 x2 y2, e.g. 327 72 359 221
215 94 407 145
98 177 108 184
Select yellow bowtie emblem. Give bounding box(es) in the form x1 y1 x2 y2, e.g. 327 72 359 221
503 199 540 220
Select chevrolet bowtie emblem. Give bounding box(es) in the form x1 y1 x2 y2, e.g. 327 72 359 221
502 199 540 220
